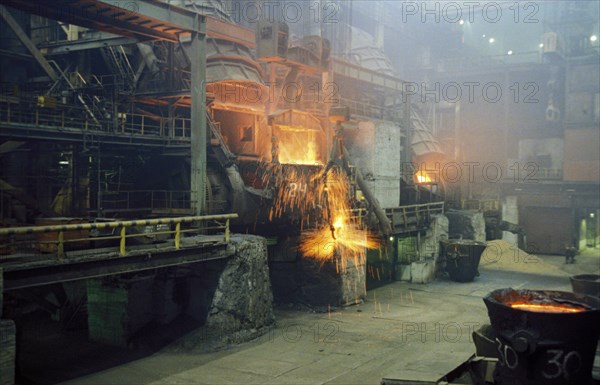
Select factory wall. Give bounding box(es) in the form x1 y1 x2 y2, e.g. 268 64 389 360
563 129 600 182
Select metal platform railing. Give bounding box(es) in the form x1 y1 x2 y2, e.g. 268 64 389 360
0 101 192 140
0 214 238 259
0 100 103 131
100 190 191 213
385 202 445 232
461 199 500 213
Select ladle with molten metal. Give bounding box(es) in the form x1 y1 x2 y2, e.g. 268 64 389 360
484 288 600 385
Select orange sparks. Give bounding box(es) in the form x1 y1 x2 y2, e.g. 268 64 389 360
262 163 379 270
297 168 378 269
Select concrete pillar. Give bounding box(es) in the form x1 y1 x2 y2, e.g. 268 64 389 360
339 252 367 306
502 196 519 246
0 319 16 385
206 235 274 334
87 276 154 348
0 267 3 317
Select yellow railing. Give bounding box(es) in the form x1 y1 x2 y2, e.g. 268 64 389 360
0 214 237 259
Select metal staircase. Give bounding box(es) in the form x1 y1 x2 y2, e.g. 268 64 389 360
47 61 101 127
101 46 136 90
207 109 237 168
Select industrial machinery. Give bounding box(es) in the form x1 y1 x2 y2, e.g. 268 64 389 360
0 3 426 242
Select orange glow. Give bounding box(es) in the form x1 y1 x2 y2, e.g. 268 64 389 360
298 169 379 270
510 303 586 313
276 129 321 165
262 164 379 270
415 171 431 183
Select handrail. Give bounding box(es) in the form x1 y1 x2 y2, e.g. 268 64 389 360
0 214 238 258
385 202 445 214
101 190 191 212
385 202 445 230
0 101 192 139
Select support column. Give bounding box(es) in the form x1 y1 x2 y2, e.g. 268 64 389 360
1 267 16 385
190 16 207 215
0 5 58 82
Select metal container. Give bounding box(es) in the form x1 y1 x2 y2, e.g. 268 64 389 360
570 274 600 298
440 239 486 282
484 288 600 385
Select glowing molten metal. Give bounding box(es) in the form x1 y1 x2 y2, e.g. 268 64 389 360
510 303 586 313
415 171 431 183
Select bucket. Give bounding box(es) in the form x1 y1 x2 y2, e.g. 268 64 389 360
483 288 600 385
570 274 600 298
440 239 486 282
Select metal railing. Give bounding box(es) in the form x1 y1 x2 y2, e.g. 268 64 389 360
0 101 192 139
101 190 191 212
118 113 191 138
348 208 368 227
536 168 563 180
0 214 237 259
0 101 102 131
461 199 500 212
385 202 445 230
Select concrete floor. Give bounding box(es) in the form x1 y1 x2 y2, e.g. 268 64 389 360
61 246 600 385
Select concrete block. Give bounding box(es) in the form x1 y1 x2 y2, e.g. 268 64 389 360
395 264 412 282
1 268 3 319
153 277 183 325
502 196 519 245
0 319 15 385
340 258 366 306
185 276 208 322
206 235 274 336
268 236 299 262
446 210 486 242
421 214 449 259
410 259 436 284
87 276 154 347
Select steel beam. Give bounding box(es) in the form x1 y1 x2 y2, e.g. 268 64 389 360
190 15 207 215
0 121 190 149
2 245 232 290
0 5 58 81
39 33 139 55
0 0 204 42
